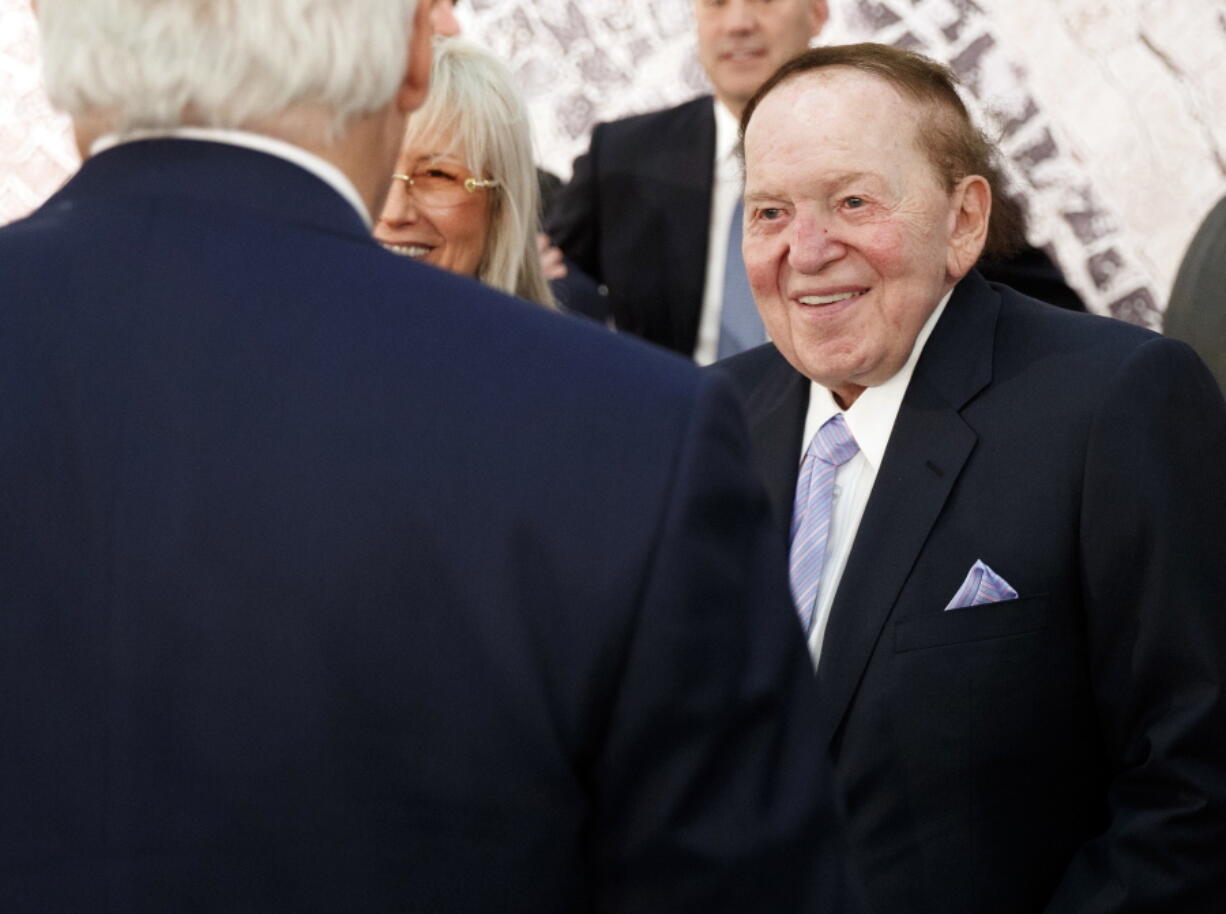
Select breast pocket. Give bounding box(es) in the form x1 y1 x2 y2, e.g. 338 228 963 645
893 594 1049 653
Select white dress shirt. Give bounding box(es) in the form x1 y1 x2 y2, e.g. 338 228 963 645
800 291 952 666
693 100 745 366
90 127 372 228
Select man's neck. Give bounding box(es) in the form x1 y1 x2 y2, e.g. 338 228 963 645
249 105 407 219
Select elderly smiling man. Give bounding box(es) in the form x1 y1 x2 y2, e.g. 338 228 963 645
717 42 1226 914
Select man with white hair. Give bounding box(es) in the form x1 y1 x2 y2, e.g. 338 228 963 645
0 2 853 910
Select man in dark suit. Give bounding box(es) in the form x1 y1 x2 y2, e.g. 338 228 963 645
0 2 850 911
546 0 1082 362
717 44 1226 914
1165 194 1226 395
548 0 828 360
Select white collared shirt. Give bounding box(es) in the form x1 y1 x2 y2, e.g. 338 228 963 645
799 291 953 666
90 127 372 228
693 99 744 366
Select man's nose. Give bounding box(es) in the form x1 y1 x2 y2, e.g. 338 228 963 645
725 0 758 32
788 209 846 273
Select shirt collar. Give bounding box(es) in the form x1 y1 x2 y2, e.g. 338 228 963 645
90 127 372 228
713 98 741 167
801 288 954 469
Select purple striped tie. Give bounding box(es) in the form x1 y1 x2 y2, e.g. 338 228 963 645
789 414 859 634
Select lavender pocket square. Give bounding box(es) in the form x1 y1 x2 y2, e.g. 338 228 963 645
944 559 1019 611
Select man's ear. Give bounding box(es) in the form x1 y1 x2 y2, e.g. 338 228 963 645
946 174 991 280
395 0 434 114
809 0 830 39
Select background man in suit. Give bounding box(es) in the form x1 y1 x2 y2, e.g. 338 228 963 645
0 1 850 910
547 0 1082 363
718 43 1226 914
549 0 828 361
1165 194 1226 395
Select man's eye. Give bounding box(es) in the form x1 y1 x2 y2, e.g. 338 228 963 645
843 196 865 209
758 207 783 221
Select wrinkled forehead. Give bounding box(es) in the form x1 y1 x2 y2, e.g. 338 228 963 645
744 67 930 167
751 67 921 132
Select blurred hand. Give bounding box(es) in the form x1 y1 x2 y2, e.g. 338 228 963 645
537 233 568 280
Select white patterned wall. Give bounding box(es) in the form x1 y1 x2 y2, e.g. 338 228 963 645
457 0 1226 325
0 0 76 223
4 0 1224 325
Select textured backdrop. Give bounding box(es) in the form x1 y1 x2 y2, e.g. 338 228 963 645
4 0 1224 323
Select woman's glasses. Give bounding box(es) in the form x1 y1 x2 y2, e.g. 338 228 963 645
390 163 499 208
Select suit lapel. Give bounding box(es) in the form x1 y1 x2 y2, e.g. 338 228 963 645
667 98 717 353
817 274 1001 744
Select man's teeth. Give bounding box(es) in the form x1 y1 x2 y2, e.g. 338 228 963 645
383 244 431 259
798 291 862 306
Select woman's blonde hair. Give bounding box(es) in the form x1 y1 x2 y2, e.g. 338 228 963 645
405 39 556 308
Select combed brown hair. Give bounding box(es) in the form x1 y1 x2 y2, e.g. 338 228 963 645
740 43 1024 260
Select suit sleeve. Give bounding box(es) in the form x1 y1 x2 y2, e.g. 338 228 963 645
544 126 604 283
1045 336 1226 913
591 372 860 914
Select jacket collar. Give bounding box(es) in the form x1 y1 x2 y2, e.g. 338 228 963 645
48 138 374 243
741 354 810 545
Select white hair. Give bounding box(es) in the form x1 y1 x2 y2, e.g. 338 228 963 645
38 0 419 139
405 38 556 309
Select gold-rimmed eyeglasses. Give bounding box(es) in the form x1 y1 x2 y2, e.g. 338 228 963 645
390 166 499 208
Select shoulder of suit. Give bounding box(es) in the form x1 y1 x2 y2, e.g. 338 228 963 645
969 278 1185 404
989 279 1157 351
594 95 714 145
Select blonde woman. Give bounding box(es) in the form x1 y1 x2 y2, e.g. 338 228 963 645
376 38 556 308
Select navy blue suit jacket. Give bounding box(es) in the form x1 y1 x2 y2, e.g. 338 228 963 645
547 97 1083 358
716 272 1226 914
0 139 848 913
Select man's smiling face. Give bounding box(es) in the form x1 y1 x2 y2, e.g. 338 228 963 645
741 68 980 406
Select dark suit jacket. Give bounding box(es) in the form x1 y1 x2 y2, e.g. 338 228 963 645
0 139 848 913
716 271 1226 914
548 97 1083 358
1165 194 1226 395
